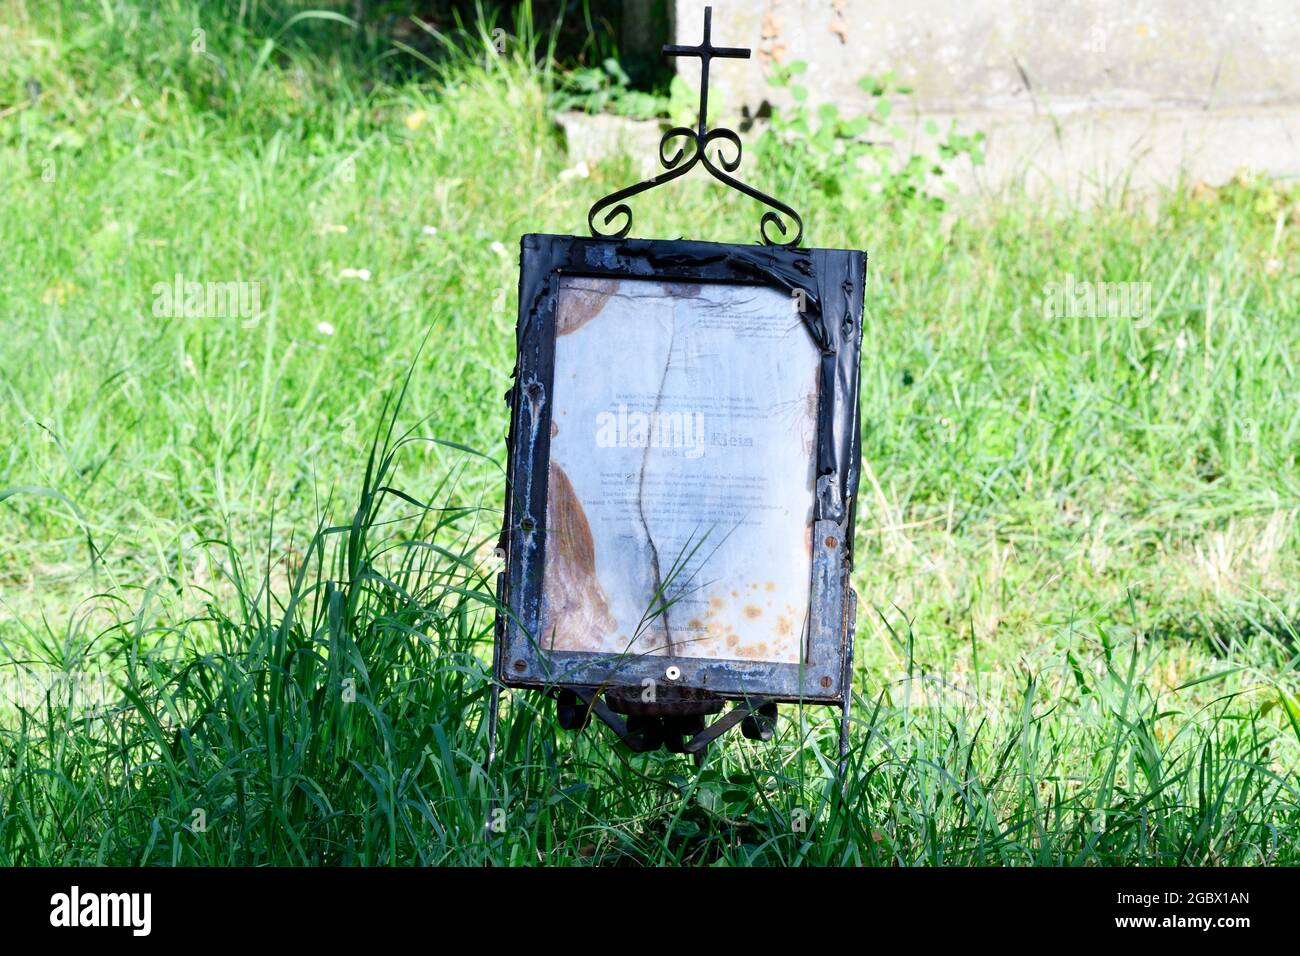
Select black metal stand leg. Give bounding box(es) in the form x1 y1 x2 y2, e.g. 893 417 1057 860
483 680 502 843
486 572 506 774
837 680 851 790
484 574 506 842
547 686 786 760
837 588 857 791
683 698 772 754
573 688 659 752
486 681 501 771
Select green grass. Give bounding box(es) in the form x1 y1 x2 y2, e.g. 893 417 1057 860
1 0 1299 865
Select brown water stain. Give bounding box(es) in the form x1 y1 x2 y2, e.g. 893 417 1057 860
556 277 622 336
540 461 615 651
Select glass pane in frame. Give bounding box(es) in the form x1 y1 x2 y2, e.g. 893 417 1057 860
541 275 820 666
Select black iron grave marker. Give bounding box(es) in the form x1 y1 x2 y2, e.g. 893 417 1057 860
491 7 866 771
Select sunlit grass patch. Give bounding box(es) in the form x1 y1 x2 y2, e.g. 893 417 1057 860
1 0 1298 866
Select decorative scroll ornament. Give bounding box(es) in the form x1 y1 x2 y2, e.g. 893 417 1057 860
586 5 804 247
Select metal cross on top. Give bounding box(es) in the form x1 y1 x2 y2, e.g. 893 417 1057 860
586 5 805 246
663 6 750 137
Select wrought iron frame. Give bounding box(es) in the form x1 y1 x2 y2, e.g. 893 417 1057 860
490 233 865 766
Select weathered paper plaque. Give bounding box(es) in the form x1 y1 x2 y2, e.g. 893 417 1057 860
541 276 820 664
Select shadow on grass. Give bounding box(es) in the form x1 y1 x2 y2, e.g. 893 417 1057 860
3 385 1297 865
1147 601 1299 660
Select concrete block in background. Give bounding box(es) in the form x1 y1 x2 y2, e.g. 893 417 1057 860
662 0 1300 196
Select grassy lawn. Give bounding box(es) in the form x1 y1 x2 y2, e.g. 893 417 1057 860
1 1 1298 865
